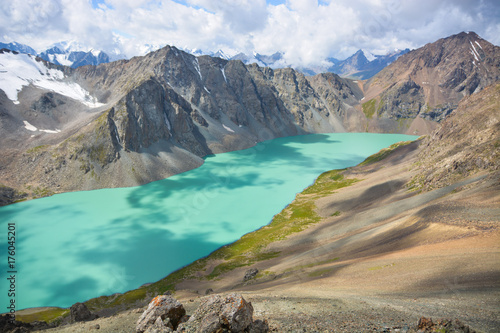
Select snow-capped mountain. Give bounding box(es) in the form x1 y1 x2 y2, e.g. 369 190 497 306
0 42 36 55
186 48 232 60
0 40 126 69
37 40 127 68
0 49 103 107
212 50 231 60
327 49 410 79
38 46 112 68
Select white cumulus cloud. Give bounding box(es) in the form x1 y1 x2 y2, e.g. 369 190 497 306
0 0 498 68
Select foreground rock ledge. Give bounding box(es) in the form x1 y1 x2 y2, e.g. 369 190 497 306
136 293 269 333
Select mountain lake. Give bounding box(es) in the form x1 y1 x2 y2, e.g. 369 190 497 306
0 133 418 310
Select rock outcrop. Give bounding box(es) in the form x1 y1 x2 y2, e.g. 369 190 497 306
243 268 259 282
181 293 253 332
136 296 186 332
70 302 98 322
137 294 268 333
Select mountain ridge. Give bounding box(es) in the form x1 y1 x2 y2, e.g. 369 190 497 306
0 32 498 205
360 31 500 133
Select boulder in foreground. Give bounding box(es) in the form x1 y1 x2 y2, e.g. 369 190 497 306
136 295 186 333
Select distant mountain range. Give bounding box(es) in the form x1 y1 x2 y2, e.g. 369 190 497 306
191 48 410 79
324 48 410 79
0 41 125 69
0 40 407 78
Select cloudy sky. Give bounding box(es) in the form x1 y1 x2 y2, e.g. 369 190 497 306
1 0 499 67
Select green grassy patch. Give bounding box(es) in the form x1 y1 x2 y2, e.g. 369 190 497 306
255 270 276 279
494 139 500 149
89 143 112 167
26 145 50 154
331 210 341 217
16 308 69 324
406 174 426 193
360 141 413 166
85 286 149 312
31 186 54 199
302 170 360 196
362 98 377 119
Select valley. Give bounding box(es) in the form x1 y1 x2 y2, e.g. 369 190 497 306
0 31 499 332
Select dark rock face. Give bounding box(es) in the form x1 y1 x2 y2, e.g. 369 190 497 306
377 79 426 120
0 314 31 333
31 93 65 115
70 302 98 322
0 185 27 207
136 296 186 333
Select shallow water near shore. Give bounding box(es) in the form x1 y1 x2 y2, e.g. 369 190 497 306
0 133 417 310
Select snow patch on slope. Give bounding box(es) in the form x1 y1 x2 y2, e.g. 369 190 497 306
54 54 73 67
0 52 104 107
222 124 234 133
23 120 61 134
193 58 202 81
361 49 376 62
469 41 480 62
221 67 227 83
23 121 37 131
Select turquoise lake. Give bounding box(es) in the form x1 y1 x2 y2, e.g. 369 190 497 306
0 133 417 310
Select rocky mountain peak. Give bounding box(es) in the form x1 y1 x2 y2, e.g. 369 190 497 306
362 31 499 131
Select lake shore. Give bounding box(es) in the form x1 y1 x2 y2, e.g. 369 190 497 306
21 135 500 332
